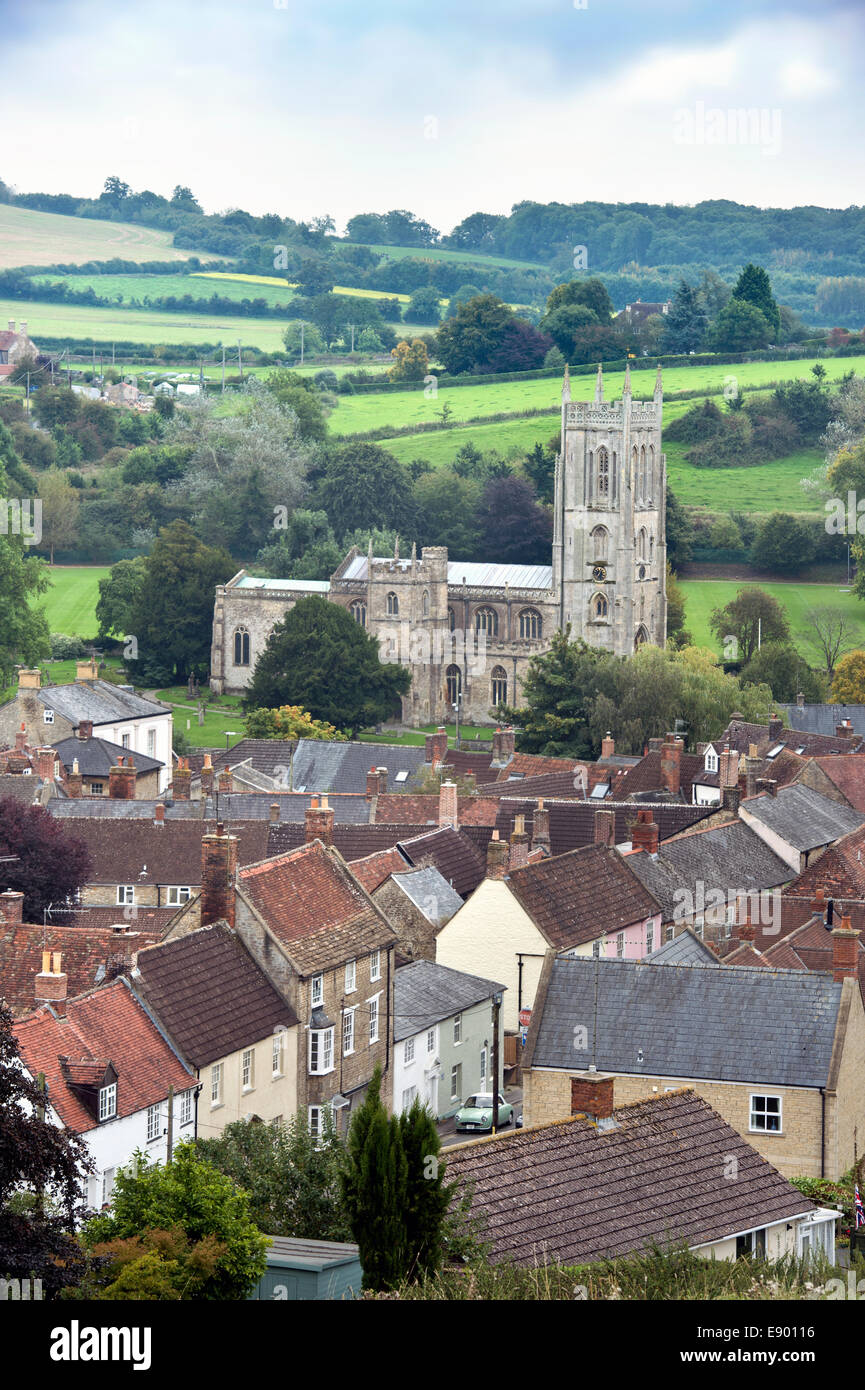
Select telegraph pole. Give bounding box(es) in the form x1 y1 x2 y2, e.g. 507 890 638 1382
221 344 226 393
490 992 502 1135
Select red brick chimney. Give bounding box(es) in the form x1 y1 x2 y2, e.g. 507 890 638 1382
366 766 387 799
660 734 683 796
485 830 509 880
812 887 826 920
439 780 458 830
832 917 860 981
305 794 334 846
425 727 448 767
35 950 67 1012
593 808 616 848
631 809 659 856
768 713 784 742
835 719 854 739
173 760 191 801
65 758 83 798
35 747 58 782
76 720 93 741
509 814 530 871
154 802 165 826
743 744 760 799
14 723 27 753
531 800 551 857
570 1074 615 1121
269 802 280 823
200 753 214 797
601 732 615 759
109 756 136 800
0 891 24 925
200 824 238 928
491 726 516 766
218 768 233 796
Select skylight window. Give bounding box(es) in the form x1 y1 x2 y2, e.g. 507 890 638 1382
766 743 786 759
795 746 806 756
395 770 409 783
590 782 609 798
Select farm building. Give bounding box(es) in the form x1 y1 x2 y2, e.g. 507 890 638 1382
0 319 38 378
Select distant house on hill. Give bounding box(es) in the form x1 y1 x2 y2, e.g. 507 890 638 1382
614 300 671 329
0 319 37 378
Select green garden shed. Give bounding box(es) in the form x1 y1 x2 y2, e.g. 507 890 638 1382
249 1237 363 1301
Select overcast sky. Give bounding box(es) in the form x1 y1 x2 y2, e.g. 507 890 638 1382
3 0 861 231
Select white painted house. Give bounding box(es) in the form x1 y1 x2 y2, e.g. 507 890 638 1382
14 972 197 1210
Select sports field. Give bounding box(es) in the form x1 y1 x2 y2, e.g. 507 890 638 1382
0 204 207 270
679 580 865 661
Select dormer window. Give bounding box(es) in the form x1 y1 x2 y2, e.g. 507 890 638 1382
99 1083 117 1121
704 749 718 773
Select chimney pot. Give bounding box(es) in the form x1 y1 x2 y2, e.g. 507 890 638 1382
305 796 334 846
439 780 458 830
570 1074 615 1121
631 809 659 856
601 732 615 759
485 833 509 880
200 828 238 928
173 762 192 800
491 726 515 766
425 727 448 767
109 759 136 799
831 919 860 981
154 802 165 824
0 891 25 925
593 808 616 848
269 802 280 823
531 800 551 857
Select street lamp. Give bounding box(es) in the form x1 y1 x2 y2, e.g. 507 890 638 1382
224 731 238 751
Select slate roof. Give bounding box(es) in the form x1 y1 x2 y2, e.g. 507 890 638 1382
643 927 720 966
388 867 464 926
66 819 270 885
508 845 661 949
207 792 372 824
443 1090 815 1266
626 819 793 921
237 841 397 974
290 740 428 795
0 774 44 805
0 923 161 1016
528 955 842 1088
397 826 488 898
742 784 864 851
47 798 203 820
52 735 163 777
133 923 297 1069
210 739 298 777
393 960 504 1043
27 680 170 726
779 703 865 739
13 977 195 1132
723 715 865 757
612 750 706 801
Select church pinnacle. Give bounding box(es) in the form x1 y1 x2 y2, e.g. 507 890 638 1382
654 363 663 400
594 363 604 403
623 360 632 397
562 363 571 403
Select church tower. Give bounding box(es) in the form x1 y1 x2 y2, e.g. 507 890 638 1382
552 364 667 654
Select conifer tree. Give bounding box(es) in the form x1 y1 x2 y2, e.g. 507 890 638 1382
399 1097 451 1280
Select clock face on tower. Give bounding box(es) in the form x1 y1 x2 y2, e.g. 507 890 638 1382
592 565 607 583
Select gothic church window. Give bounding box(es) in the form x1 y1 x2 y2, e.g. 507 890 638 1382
445 665 462 706
519 608 542 640
591 593 608 622
234 628 250 666
491 666 507 706
474 607 498 637
597 448 609 499
350 601 366 627
387 592 399 616
422 590 429 617
591 527 608 563
447 607 456 632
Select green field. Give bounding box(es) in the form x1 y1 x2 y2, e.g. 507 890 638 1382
330 356 865 436
0 298 290 350
0 203 210 271
357 243 546 271
33 272 298 309
679 580 865 661
39 566 110 637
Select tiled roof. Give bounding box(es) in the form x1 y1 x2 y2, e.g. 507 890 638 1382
0 775 44 805
626 819 792 921
643 927 720 966
808 756 865 812
393 960 503 1042
612 749 706 801
209 792 371 823
48 798 203 820
350 847 409 893
724 942 770 967
494 752 599 781
444 749 499 785
13 977 195 1132
742 785 864 851
133 923 297 1069
67 819 270 885
529 955 842 1087
397 826 488 898
443 1090 814 1266
486 769 612 800
52 736 163 777
0 923 161 1016
723 716 865 757
493 799 711 857
266 822 431 860
238 841 396 974
508 845 661 949
782 823 865 900
210 739 297 777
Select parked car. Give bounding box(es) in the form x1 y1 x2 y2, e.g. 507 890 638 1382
454 1093 513 1133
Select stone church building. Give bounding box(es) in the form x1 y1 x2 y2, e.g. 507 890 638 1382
211 366 667 725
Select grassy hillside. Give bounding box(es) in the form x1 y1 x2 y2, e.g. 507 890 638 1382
679 580 865 661
0 297 290 350
356 243 546 271
39 566 110 638
0 204 206 270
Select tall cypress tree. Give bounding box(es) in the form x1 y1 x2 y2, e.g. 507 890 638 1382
340 1066 409 1291
731 263 781 339
399 1098 451 1281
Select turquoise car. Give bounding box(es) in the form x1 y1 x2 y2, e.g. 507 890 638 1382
455 1092 514 1133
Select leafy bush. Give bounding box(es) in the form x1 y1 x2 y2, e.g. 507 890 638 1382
49 632 90 659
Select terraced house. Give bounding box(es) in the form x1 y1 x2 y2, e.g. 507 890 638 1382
211 366 667 722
